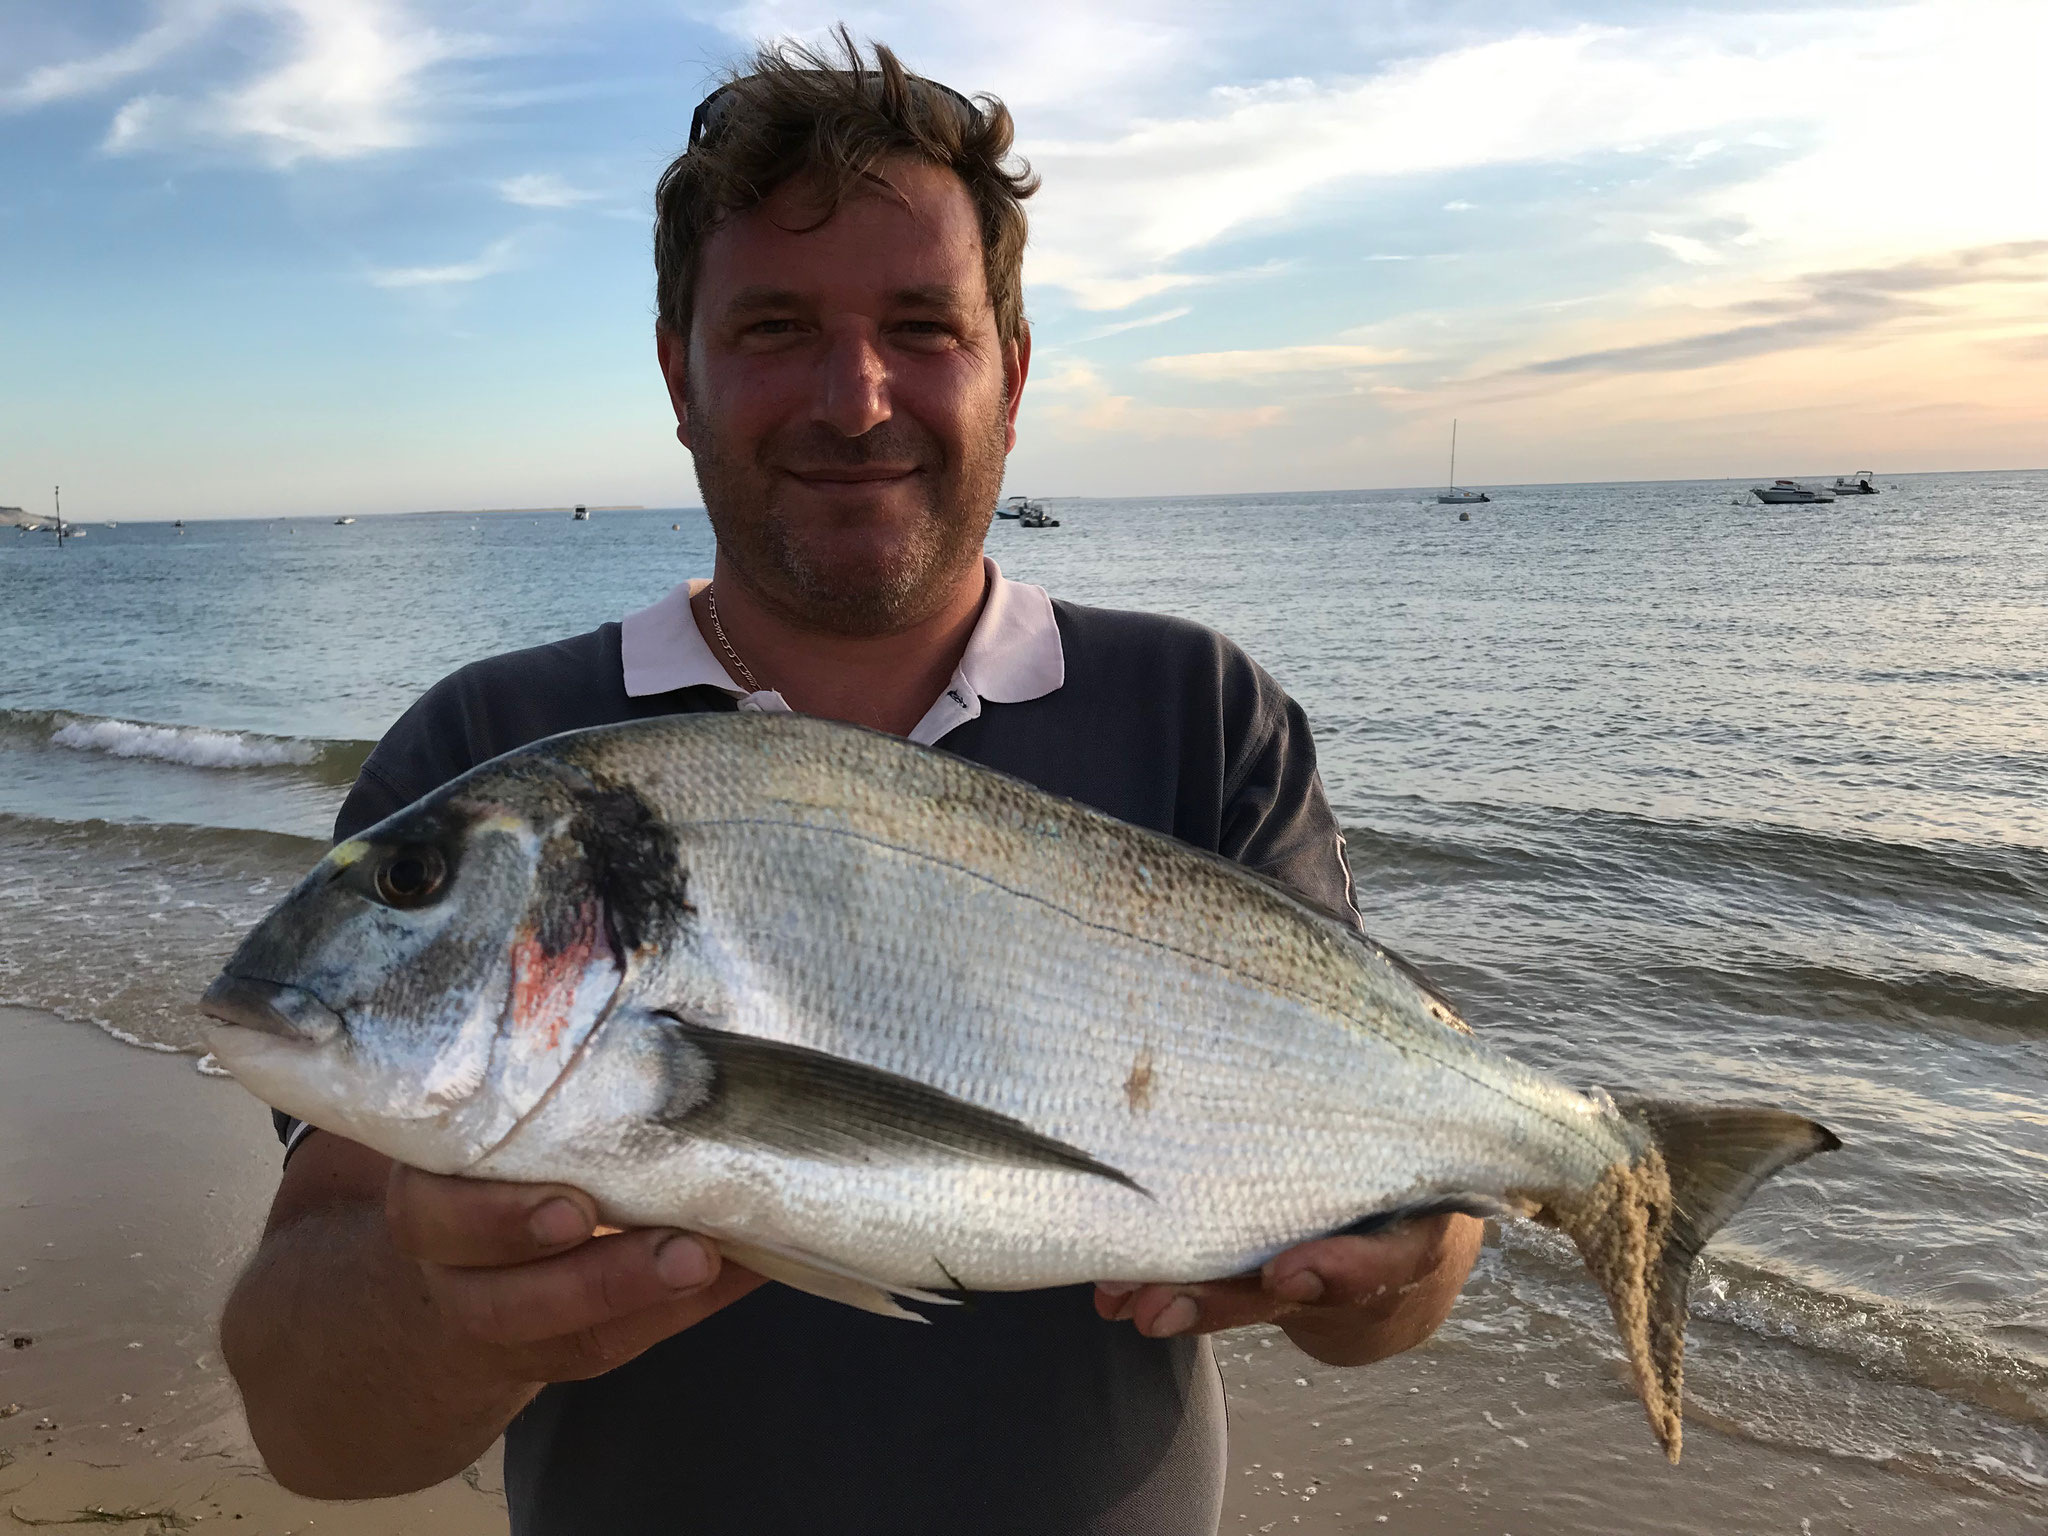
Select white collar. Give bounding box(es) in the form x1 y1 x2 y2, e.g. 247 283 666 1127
619 555 1064 747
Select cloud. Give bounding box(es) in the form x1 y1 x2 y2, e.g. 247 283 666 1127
1007 3 2047 315
369 235 518 288
1026 358 1284 439
0 2 223 110
1442 200 1474 212
1645 231 1724 266
6 0 482 165
1517 241 2048 377
499 171 597 209
1073 306 1191 341
1144 344 1406 380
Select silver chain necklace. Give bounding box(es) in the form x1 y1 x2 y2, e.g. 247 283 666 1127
703 584 766 694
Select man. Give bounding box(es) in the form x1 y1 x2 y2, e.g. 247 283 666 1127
220 35 1482 1535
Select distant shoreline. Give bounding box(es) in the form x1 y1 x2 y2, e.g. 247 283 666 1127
394 504 650 517
14 465 2048 524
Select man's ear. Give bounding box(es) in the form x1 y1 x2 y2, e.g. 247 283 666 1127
1003 325 1031 454
655 324 692 449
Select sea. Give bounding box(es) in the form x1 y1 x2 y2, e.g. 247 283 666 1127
3 472 2044 1522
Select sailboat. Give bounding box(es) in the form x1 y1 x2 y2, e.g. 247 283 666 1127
1437 420 1489 505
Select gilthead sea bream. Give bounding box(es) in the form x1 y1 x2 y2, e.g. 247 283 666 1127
202 712 1838 1461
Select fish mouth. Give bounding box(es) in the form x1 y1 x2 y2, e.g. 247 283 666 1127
200 973 344 1045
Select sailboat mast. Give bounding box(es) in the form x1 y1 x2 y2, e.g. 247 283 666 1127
1448 420 1458 492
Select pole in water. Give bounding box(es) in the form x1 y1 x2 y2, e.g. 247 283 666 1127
53 485 63 551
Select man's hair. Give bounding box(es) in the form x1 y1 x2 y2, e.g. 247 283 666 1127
654 29 1038 347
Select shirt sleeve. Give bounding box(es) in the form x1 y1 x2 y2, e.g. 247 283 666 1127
1217 685 1362 929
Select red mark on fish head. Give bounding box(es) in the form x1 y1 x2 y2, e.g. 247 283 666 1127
508 897 605 1054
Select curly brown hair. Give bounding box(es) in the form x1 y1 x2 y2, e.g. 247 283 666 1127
653 29 1038 347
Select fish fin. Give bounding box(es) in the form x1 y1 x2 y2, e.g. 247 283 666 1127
1331 1192 1522 1239
1547 1099 1840 1464
714 1236 958 1322
658 1016 1148 1195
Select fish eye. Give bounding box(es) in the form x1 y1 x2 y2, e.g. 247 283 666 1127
372 845 449 909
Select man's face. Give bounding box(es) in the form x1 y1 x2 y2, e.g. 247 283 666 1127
661 156 1028 635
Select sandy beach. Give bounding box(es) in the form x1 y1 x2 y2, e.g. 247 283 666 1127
3 1002 2035 1533
0 1006 504 1533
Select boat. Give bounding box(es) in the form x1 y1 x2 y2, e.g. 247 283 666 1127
572 505 590 521
1000 495 1059 527
1751 479 1836 505
1436 420 1489 505
334 516 356 525
1830 471 1879 495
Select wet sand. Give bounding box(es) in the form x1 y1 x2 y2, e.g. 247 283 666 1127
1 1004 2032 1534
0 1006 503 1532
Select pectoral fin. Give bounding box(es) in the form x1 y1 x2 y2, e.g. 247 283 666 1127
715 1236 960 1322
657 1015 1147 1194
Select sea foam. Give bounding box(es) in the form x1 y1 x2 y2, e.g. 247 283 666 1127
50 716 320 770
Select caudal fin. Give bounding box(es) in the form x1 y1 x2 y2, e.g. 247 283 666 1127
1546 1099 1840 1463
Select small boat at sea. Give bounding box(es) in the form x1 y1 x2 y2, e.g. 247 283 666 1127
1831 472 1879 495
572 505 590 521
999 495 1059 527
1437 420 1489 505
334 516 357 525
1752 480 1836 505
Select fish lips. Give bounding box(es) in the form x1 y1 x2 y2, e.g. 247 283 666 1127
200 973 345 1047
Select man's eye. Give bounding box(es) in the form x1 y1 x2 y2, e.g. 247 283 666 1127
748 319 798 335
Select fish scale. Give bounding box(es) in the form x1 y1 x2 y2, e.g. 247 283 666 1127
202 710 1839 1460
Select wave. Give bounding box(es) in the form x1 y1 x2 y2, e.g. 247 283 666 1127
1642 958 2048 1039
0 805 327 864
0 809 326 1053
1492 1225 2048 1498
1499 1224 2047 1423
1342 795 2048 909
0 707 371 784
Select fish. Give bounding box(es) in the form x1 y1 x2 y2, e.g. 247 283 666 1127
201 711 1839 1461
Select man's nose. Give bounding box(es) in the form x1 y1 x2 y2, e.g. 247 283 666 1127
812 327 891 438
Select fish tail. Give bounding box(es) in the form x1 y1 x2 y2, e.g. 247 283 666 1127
1541 1100 1840 1463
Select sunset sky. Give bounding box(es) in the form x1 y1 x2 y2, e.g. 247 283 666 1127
3 0 2044 519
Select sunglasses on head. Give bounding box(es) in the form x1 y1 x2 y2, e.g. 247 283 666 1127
687 70 982 151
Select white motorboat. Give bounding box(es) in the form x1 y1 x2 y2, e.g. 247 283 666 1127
1831 472 1879 495
999 495 1059 527
334 516 357 525
572 505 590 520
1436 420 1489 505
1752 479 1836 505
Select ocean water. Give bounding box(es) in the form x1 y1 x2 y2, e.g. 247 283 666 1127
3 473 2044 1514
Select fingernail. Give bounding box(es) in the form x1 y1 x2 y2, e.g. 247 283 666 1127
529 1198 591 1247
654 1234 714 1291
1149 1295 1198 1338
1273 1269 1325 1304
1097 1281 1142 1297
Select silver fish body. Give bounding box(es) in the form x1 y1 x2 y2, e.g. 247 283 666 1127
203 712 1836 1459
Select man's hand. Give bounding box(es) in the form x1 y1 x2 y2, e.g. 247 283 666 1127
1092 1213 1483 1367
222 1133 765 1500
385 1164 766 1386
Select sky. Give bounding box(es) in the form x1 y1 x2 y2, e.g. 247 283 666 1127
2 0 2045 519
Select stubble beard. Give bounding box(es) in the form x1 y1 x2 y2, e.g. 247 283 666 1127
688 383 1008 638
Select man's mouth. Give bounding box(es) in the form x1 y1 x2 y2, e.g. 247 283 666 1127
782 465 921 486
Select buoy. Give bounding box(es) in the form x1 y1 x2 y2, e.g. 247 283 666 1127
1458 510 1470 522
672 523 681 530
